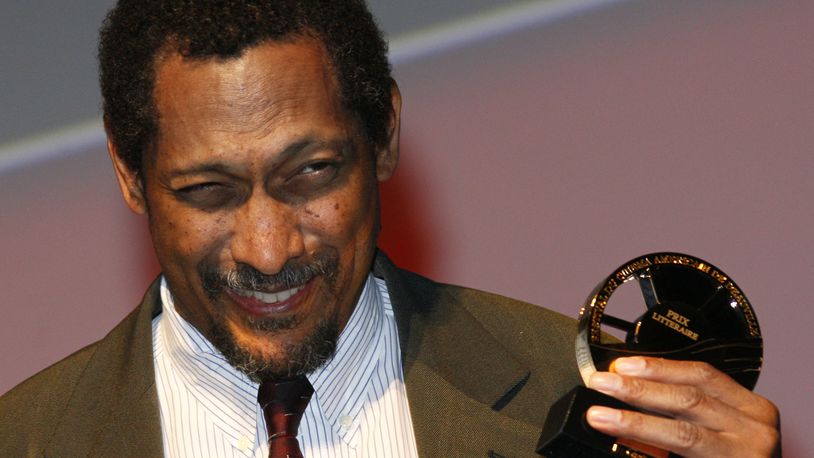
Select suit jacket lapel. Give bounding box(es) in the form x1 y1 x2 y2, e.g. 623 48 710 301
43 255 549 457
45 281 164 458
374 253 540 457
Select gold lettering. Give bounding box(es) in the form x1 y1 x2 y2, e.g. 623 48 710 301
709 268 728 284
615 257 653 281
650 312 699 341
666 309 690 326
723 280 760 337
653 254 700 269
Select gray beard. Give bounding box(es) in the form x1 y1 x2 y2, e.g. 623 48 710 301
210 314 339 382
197 252 342 381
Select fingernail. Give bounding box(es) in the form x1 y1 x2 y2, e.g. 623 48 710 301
588 372 622 392
586 406 620 425
613 357 645 375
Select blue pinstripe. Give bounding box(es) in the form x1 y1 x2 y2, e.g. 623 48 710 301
153 275 418 457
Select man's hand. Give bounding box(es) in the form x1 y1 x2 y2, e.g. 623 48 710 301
585 356 781 457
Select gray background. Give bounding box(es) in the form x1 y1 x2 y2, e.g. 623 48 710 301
0 0 547 148
1 1 811 455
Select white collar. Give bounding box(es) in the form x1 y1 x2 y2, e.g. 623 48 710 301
158 273 387 447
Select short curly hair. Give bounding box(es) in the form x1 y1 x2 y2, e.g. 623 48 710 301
98 0 393 173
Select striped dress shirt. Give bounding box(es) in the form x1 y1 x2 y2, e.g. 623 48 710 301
153 274 419 457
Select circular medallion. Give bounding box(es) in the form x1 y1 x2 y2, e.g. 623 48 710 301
575 253 762 389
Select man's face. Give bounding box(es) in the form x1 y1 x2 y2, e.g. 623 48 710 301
109 38 399 380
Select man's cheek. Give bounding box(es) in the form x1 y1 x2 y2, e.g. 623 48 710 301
301 200 356 241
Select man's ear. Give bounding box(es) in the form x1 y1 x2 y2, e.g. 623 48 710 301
106 134 148 215
374 81 401 182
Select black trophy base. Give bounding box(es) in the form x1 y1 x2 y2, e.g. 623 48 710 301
537 386 660 457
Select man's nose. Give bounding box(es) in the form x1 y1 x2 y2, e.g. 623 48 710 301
230 194 305 275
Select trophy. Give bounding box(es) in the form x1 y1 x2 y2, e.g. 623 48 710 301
537 253 763 457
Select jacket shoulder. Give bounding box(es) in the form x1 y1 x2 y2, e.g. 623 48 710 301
438 282 578 369
380 259 574 331
438 283 584 424
377 257 579 375
0 342 99 453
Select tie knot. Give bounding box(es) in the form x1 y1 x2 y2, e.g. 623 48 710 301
258 376 314 458
258 376 314 412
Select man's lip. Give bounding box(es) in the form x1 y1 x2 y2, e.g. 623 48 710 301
225 280 315 317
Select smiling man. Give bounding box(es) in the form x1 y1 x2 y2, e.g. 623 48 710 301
0 1 781 457
130 38 391 383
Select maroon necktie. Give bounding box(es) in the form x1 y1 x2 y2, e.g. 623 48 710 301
258 376 314 458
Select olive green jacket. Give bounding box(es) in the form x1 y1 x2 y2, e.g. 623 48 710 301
0 253 581 457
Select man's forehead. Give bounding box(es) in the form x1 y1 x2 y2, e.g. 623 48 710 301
144 37 367 173
155 38 334 117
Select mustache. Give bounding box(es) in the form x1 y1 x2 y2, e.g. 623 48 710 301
199 253 338 295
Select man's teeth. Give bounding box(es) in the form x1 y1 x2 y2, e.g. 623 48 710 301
236 286 302 304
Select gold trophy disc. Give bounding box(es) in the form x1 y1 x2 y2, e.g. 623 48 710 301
575 252 762 389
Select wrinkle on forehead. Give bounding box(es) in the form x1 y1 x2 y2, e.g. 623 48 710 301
153 38 342 139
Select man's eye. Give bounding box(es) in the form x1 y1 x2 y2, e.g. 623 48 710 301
290 161 339 185
280 160 342 197
299 161 335 175
175 183 236 208
178 182 220 195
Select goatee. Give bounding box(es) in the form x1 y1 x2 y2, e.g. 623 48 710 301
198 253 341 381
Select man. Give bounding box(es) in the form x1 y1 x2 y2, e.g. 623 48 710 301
0 1 780 457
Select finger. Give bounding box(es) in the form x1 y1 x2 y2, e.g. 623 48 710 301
585 405 719 457
585 406 780 458
610 357 775 421
587 370 744 430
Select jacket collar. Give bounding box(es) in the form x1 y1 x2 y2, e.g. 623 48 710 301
47 252 532 457
374 252 529 408
373 252 534 457
45 280 164 457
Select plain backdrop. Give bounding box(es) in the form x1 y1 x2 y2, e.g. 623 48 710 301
1 1 812 455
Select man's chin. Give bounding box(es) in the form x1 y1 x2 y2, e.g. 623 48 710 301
210 317 339 382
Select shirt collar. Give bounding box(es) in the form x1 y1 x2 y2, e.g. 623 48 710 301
158 273 388 447
309 274 386 444
158 277 261 443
